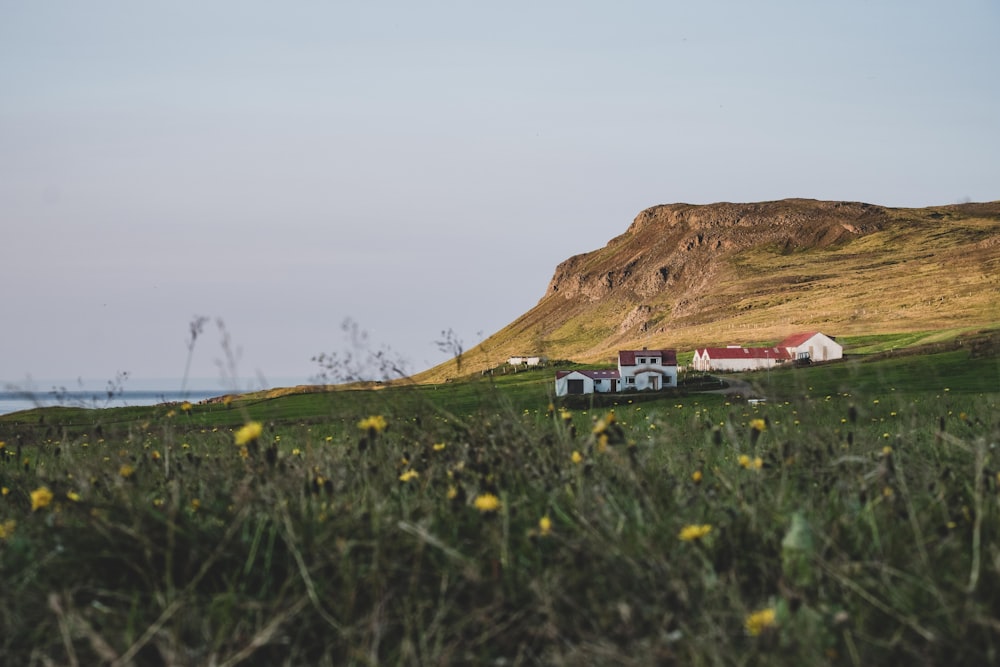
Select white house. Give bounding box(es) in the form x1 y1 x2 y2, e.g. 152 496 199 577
692 346 791 372
554 348 677 396
777 332 842 362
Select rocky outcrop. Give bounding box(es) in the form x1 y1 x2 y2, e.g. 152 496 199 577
545 199 889 302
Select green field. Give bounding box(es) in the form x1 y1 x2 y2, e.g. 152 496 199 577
1 347 999 665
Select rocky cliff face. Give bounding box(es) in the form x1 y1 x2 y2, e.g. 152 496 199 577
544 199 889 302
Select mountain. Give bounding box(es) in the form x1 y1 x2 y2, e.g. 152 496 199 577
416 198 1000 381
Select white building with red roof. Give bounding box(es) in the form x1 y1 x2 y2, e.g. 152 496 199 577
555 348 677 396
777 331 842 363
692 332 842 372
691 346 791 372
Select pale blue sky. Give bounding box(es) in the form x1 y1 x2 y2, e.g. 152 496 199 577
2 1 998 389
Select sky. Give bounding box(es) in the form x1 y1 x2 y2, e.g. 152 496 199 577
2 1 998 391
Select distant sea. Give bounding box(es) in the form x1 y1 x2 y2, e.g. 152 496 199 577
0 377 309 416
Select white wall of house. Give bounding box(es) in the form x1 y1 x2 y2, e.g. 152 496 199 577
618 354 678 390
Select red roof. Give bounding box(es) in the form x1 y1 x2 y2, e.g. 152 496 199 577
778 332 822 348
696 347 792 360
618 349 678 366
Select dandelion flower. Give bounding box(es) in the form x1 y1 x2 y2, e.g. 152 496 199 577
571 451 583 464
433 442 446 451
749 418 766 432
31 486 54 511
66 491 81 502
691 470 703 484
738 454 751 468
447 485 458 500
357 415 387 433
745 607 776 636
399 469 419 482
474 493 501 513
234 421 263 446
678 524 712 541
0 518 16 540
181 401 193 413
538 515 552 536
119 464 135 479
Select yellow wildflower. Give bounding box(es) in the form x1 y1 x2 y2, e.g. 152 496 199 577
0 519 16 540
119 464 135 479
181 401 192 413
291 448 302 456
433 442 446 451
571 451 583 464
749 418 766 432
447 485 458 500
399 469 419 482
474 493 501 513
745 607 777 636
678 524 712 541
190 499 200 511
66 491 81 502
1 487 8 496
538 515 552 536
738 454 751 468
31 486 54 511
234 421 263 446
357 415 387 433
691 470 703 484
151 451 161 461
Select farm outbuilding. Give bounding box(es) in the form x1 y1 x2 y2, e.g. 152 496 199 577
691 331 843 372
778 332 842 362
691 346 791 372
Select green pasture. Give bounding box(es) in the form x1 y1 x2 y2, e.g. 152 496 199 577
1 346 999 664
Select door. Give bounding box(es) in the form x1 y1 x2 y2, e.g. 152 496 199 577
568 379 585 395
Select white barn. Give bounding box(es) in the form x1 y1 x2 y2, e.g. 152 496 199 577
691 331 843 372
691 346 791 372
778 332 842 363
554 348 678 396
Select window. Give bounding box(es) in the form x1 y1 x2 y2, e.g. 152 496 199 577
626 377 635 385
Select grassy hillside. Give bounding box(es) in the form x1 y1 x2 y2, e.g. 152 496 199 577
414 200 1000 383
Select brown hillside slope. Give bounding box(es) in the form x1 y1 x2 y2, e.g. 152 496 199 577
415 199 1000 382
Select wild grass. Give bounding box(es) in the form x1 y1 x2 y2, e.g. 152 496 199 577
1 351 999 665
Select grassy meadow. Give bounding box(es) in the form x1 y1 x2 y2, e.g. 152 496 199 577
1 344 999 665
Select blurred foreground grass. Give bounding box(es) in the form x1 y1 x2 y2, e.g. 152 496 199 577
1 349 999 665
